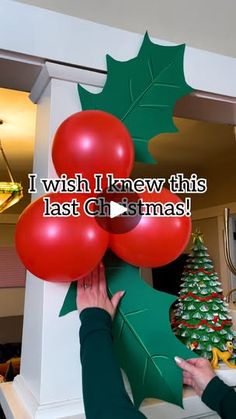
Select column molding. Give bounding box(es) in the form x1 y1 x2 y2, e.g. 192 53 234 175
30 62 106 104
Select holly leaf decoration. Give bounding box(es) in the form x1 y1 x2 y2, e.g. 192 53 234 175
78 32 193 163
105 253 196 407
59 281 77 317
59 253 196 406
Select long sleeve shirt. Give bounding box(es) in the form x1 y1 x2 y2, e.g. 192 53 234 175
80 308 236 419
202 375 236 419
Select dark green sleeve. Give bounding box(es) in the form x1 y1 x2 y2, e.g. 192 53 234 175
79 307 146 419
202 376 236 419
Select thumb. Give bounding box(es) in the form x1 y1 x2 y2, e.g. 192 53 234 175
175 356 196 374
111 291 125 311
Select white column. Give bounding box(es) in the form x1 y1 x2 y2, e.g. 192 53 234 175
0 63 105 419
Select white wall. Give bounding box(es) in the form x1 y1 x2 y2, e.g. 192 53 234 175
186 217 221 276
14 0 236 58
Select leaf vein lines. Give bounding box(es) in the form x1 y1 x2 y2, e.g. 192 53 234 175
118 308 164 373
129 78 134 102
139 104 169 109
116 307 174 383
125 308 148 317
151 354 169 361
142 358 148 384
153 82 180 88
148 58 154 81
121 52 182 123
118 319 125 339
133 137 147 143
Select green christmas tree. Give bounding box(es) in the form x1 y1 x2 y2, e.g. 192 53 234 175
175 230 234 360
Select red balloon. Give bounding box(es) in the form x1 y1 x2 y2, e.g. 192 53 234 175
15 193 109 282
52 110 134 191
109 189 191 267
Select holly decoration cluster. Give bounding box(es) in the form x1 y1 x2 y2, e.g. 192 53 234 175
16 33 192 283
175 231 234 359
16 32 196 407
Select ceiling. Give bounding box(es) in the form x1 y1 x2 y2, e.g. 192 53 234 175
0 86 236 215
14 0 236 58
0 58 42 92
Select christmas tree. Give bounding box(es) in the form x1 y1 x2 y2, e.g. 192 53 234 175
175 230 234 360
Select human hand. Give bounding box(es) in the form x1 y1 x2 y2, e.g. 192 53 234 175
76 262 125 319
175 356 216 397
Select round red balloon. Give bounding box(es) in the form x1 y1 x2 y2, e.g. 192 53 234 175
109 189 191 267
15 193 109 282
52 110 134 191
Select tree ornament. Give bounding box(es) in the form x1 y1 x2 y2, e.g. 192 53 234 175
200 304 209 312
182 313 190 320
181 330 189 337
227 332 234 340
193 312 202 319
188 304 196 310
206 328 214 333
192 230 204 245
191 333 200 339
188 341 199 350
220 329 228 335
206 314 214 321
200 289 209 295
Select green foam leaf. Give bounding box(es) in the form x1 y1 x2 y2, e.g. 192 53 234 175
59 253 197 406
105 253 196 407
78 32 193 163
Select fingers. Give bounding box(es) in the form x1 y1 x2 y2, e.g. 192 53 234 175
175 357 196 374
90 266 98 291
183 371 192 382
183 376 194 387
80 272 92 290
77 279 85 293
187 358 203 367
111 291 125 311
77 262 106 297
76 280 84 310
98 262 106 293
81 264 102 292
186 358 199 365
77 271 93 296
